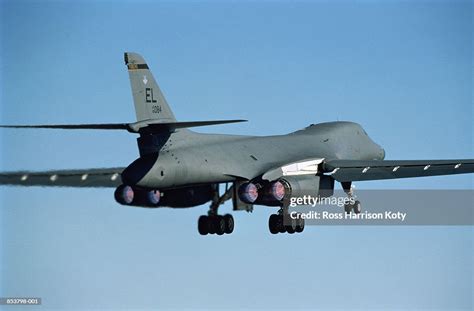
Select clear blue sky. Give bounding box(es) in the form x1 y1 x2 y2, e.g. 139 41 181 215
1 0 472 310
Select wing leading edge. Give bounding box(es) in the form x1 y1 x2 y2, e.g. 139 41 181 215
0 119 247 133
0 168 125 188
322 159 474 182
1 159 473 188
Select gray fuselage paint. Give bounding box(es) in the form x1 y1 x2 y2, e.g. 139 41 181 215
122 121 385 189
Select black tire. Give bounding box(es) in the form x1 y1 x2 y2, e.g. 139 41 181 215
198 215 209 235
215 216 226 235
344 203 352 214
353 200 361 214
286 222 296 234
208 216 216 234
223 214 234 234
295 217 305 233
269 214 279 234
277 215 286 233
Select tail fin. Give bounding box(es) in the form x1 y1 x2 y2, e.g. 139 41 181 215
124 52 176 122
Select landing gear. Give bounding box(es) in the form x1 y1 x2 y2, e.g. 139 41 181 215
198 184 235 236
215 216 226 235
268 214 281 234
198 214 234 235
223 214 234 234
344 202 352 214
343 200 362 214
295 218 305 233
341 182 361 214
286 222 296 234
353 200 362 214
268 208 305 235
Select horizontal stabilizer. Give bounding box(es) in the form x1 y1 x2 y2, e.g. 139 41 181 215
0 119 247 133
133 119 247 132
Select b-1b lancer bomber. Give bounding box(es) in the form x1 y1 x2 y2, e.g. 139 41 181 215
1 53 473 235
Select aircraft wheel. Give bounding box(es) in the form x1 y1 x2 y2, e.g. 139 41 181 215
353 200 362 214
286 222 296 234
215 216 226 235
344 202 353 214
295 217 305 233
277 215 286 233
223 214 234 234
269 214 279 234
198 215 209 235
207 216 217 234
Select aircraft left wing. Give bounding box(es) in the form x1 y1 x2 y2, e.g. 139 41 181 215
0 168 125 188
322 159 474 182
0 119 247 133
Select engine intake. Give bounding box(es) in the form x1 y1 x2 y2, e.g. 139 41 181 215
238 182 259 203
115 185 161 207
256 175 334 206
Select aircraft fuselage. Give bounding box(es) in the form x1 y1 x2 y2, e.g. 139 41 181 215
122 121 385 189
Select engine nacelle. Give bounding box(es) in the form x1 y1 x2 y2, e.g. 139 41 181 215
159 185 214 208
115 184 161 207
115 184 214 208
256 175 334 205
279 175 334 199
279 175 320 198
255 181 285 206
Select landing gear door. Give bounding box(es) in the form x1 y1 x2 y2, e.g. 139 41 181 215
232 180 253 212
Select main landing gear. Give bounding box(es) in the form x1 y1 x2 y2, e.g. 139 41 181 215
341 181 362 214
268 204 305 234
198 214 234 235
198 184 235 235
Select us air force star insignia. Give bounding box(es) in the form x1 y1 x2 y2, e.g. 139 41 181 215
143 76 148 85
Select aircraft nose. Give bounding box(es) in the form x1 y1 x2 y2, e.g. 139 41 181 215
121 153 158 186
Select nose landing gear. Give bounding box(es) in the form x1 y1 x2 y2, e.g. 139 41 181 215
341 181 361 214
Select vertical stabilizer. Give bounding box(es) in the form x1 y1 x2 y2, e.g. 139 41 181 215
124 52 176 122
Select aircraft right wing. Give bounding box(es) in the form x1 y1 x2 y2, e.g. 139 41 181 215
322 159 474 182
0 167 125 188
